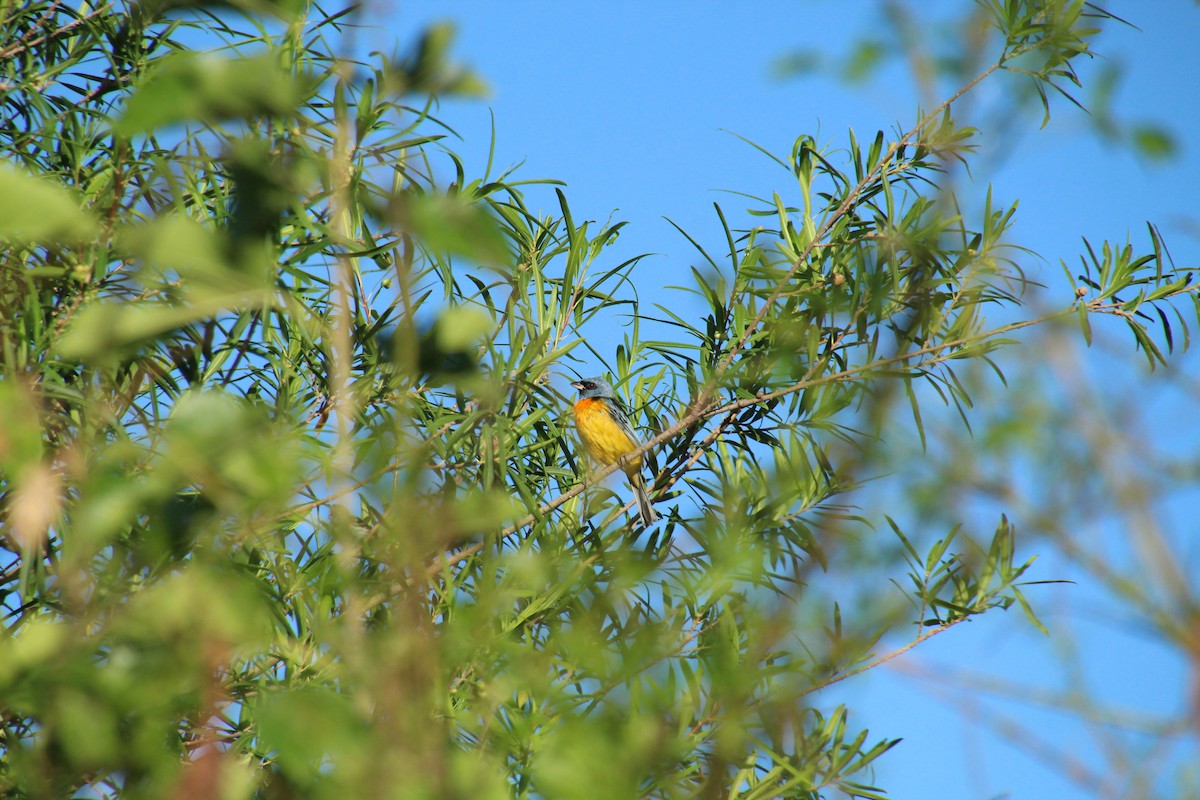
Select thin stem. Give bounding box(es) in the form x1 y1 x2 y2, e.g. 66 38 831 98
800 617 967 697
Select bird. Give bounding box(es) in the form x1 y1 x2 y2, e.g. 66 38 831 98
570 376 657 526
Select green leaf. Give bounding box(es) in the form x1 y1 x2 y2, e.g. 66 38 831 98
119 563 275 647
435 306 493 352
120 214 270 288
393 190 511 265
0 617 69 685
1012 586 1050 636
392 22 488 97
114 52 313 135
1127 318 1166 369
53 689 120 767
0 380 46 474
57 288 272 362
138 0 309 19
162 391 304 507
1076 302 1092 346
257 687 367 783
1143 276 1192 303
772 50 822 79
843 39 886 83
1130 124 1176 161
0 163 97 243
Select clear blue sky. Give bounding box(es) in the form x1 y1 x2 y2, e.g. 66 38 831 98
384 3 1199 797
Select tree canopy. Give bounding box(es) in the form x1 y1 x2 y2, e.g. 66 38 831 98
0 1 1196 798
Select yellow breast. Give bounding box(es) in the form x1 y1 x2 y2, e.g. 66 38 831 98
574 398 642 474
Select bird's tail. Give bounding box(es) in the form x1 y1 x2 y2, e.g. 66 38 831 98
630 474 657 526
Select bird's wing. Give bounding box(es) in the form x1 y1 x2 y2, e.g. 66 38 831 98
603 399 642 446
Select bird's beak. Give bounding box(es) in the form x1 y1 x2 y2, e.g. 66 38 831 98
570 381 584 391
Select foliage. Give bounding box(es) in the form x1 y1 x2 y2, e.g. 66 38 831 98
0 1 1195 798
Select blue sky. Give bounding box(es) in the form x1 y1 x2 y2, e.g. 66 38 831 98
384 3 1200 798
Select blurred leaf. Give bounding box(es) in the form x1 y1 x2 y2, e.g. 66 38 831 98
449 487 521 534
122 211 278 289
114 52 314 135
118 564 275 648
393 190 511 265
434 306 493 352
0 618 69 686
391 22 488 97
447 749 513 800
57 290 270 361
58 213 277 360
773 50 823 79
404 306 494 387
0 163 97 243
53 689 120 767
161 390 304 507
0 380 45 474
257 687 367 783
9 462 61 551
1130 124 1176 161
843 39 886 83
224 136 317 248
120 215 234 283
137 0 309 19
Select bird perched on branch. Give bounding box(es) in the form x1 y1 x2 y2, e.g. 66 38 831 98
571 376 657 526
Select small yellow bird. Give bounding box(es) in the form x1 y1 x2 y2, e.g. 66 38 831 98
571 376 656 526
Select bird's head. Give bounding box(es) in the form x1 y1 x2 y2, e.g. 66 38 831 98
570 376 616 400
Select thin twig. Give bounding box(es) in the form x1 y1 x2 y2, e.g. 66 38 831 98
799 617 968 697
